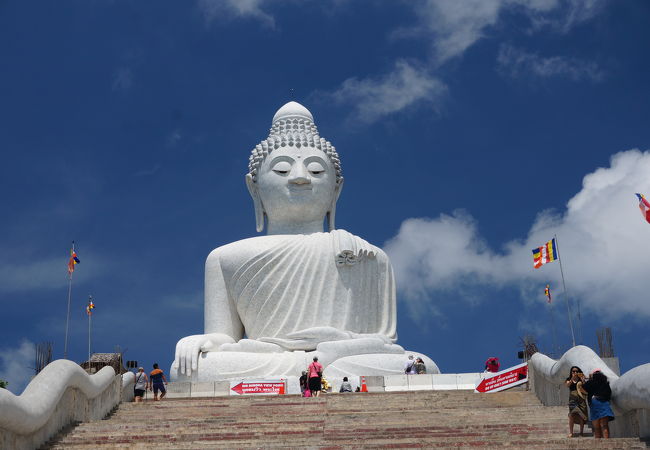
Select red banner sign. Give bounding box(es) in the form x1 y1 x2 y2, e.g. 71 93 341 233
230 380 286 395
475 363 528 393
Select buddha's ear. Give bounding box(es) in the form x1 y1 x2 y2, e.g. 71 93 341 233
245 174 265 233
327 177 344 231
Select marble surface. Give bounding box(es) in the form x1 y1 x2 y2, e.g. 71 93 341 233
530 345 650 412
0 359 115 434
172 102 436 381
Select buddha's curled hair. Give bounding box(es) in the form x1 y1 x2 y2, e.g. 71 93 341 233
248 116 342 184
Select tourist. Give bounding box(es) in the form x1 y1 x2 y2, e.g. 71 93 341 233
133 367 148 403
308 356 323 397
339 376 353 393
485 357 500 373
321 376 332 393
149 363 167 401
299 370 310 397
404 355 416 374
414 357 426 374
579 369 615 438
565 366 587 437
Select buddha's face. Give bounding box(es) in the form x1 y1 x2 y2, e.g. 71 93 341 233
256 145 337 226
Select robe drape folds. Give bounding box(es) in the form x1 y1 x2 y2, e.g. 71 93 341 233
229 230 396 341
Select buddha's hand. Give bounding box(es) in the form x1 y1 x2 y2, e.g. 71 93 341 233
173 333 235 376
316 337 405 367
259 327 353 351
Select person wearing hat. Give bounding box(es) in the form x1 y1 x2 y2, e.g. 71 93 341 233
564 366 587 437
133 367 148 403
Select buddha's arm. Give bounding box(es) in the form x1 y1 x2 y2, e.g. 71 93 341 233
204 247 244 339
173 248 243 376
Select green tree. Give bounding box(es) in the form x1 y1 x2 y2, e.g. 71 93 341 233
0 379 8 389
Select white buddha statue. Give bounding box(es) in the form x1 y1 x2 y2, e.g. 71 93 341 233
172 102 438 381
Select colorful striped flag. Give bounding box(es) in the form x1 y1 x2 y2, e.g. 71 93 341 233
532 238 557 269
86 299 95 316
544 284 552 303
67 243 80 274
636 193 650 224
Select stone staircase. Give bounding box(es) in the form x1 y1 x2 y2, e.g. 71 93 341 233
43 390 646 449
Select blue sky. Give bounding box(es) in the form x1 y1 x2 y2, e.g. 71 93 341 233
1 0 650 394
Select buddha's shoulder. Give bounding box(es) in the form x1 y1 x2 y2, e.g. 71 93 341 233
206 235 286 264
206 231 389 266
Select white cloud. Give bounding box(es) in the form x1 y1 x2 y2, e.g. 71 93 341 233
0 258 69 294
405 0 607 64
385 149 650 320
520 0 607 33
497 44 604 81
324 61 447 123
415 0 504 63
0 340 35 395
197 0 275 27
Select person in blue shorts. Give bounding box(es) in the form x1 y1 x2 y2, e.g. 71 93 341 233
579 369 615 439
148 363 167 401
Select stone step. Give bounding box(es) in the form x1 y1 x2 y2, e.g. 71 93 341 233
43 390 646 449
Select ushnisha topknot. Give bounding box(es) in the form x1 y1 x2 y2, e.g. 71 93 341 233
248 101 342 184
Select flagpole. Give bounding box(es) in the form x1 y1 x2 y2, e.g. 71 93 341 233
64 241 75 360
554 234 577 347
547 296 559 357
88 303 92 366
64 273 72 359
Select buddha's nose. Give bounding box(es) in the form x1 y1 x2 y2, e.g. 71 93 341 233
289 164 310 185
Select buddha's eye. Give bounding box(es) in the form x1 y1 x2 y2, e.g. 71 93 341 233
271 161 291 175
307 161 325 175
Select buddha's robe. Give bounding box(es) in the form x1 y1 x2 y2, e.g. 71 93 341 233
210 229 397 348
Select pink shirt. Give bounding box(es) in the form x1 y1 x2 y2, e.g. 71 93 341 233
308 361 323 378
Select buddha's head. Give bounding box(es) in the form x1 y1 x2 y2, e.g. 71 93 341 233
246 102 344 234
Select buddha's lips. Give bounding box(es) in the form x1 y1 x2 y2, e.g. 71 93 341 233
288 185 312 191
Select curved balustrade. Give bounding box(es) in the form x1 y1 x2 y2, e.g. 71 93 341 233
0 359 124 450
529 345 650 412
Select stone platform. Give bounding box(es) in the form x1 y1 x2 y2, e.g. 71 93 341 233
163 373 488 398
43 389 645 448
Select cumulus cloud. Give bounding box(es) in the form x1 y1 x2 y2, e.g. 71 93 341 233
0 340 35 395
497 44 604 81
197 0 275 27
385 149 650 320
324 61 447 123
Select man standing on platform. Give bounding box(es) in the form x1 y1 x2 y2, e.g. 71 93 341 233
404 355 416 375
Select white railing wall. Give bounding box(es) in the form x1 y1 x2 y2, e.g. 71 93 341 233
0 360 128 450
529 346 650 439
